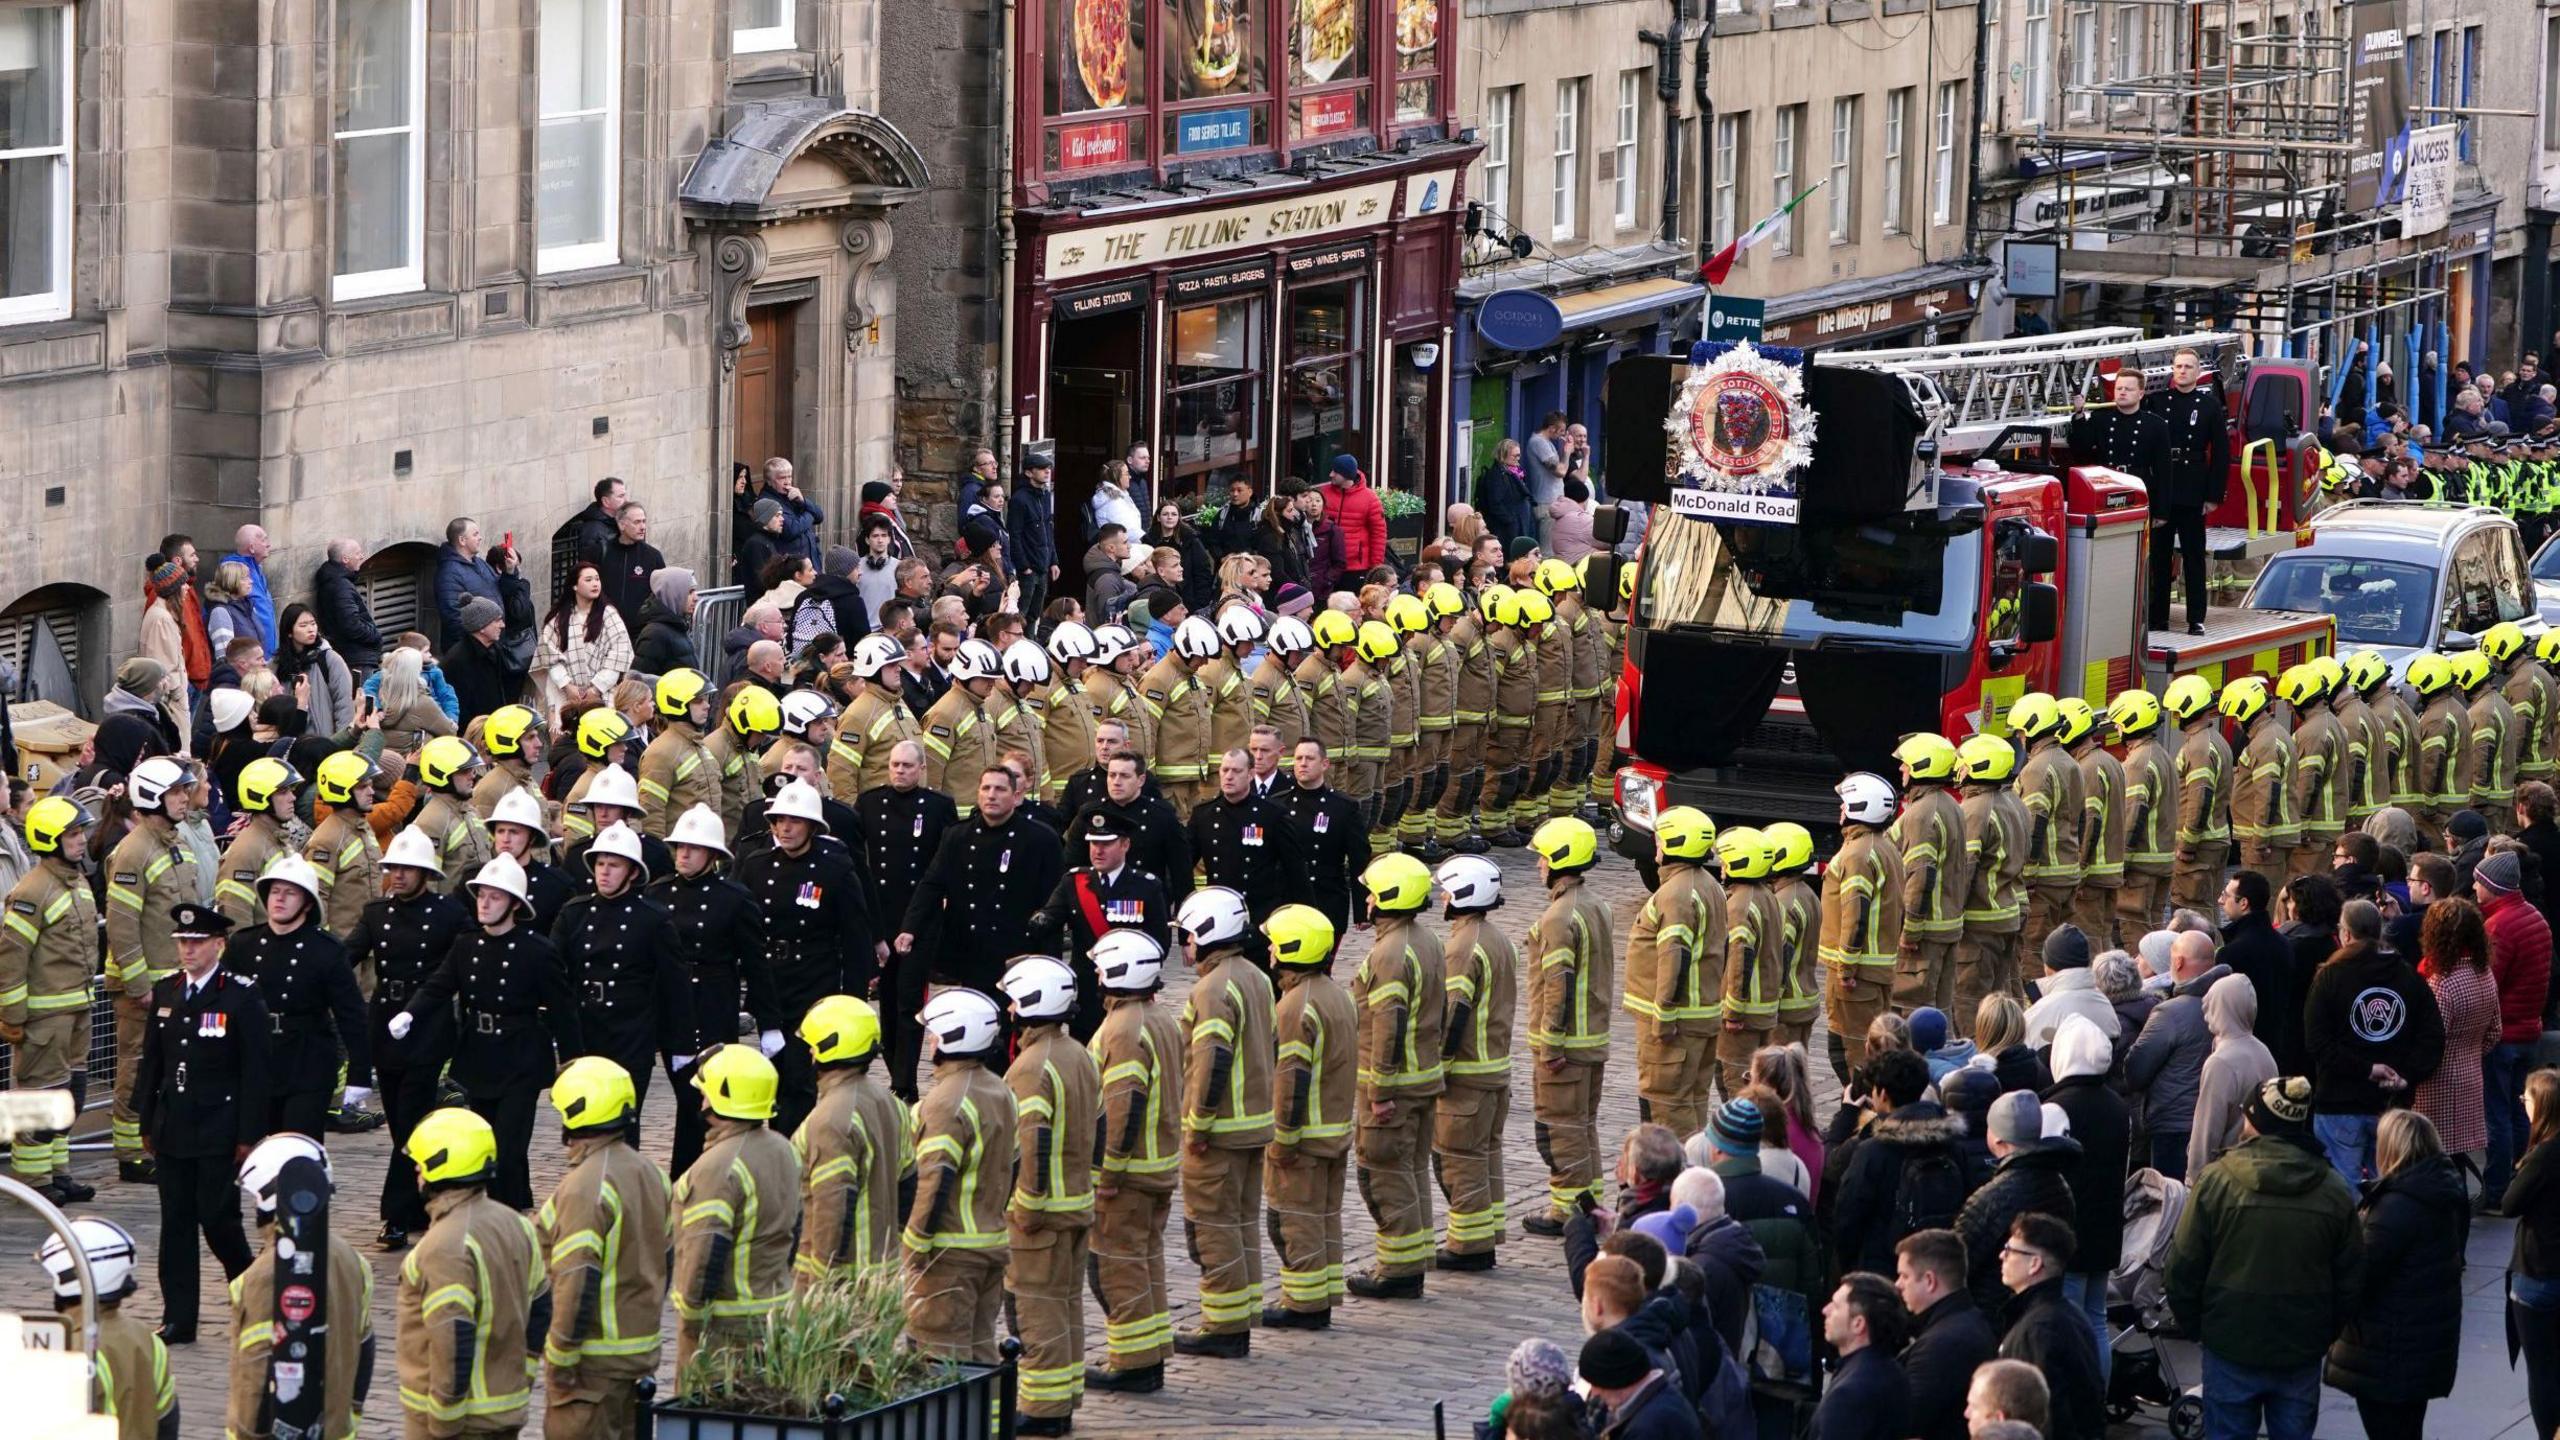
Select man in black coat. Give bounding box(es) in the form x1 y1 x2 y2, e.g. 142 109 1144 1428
1056 720 1161 818
224 865 371 1141
1187 749 1305 941
854 739 957 1098
344 857 472 1247
569 477 628 568
439 596 521 724
2068 371 2181 631
1892 1229 1998 1440
1028 809 1176 1042
1813 1273 1912 1440
2516 781 2560 947
1996 1213 2107 1440
652 830 779 1174
1831 1050 1975 1276
2217 868 2303 1073
735 781 873 1133
2041 1013 2129 1385
1272 738 1369 938
312 539 384 675
1952 1092 2081 1318
898 764 1064 994
593 502 668 633
2142 348 2230 635
136 903 272 1342
1069 753 1188 905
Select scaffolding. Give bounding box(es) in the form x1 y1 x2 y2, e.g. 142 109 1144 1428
2023 0 2452 379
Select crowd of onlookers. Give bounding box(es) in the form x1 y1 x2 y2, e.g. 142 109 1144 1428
1476 791 2560 1440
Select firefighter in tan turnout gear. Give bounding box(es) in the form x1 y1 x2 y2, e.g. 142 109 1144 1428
4 797 98 1201
1262 902 1359 1322
922 639 1008 818
1954 733 2028 1017
671 1045 801 1375
2059 697 2126 946
827 634 921 800
537 1058 670 1440
1348 853 1445 1298
791 995 913 1286
1520 817 1612 1235
639 668 723 839
1084 931 1184 1391
104 756 195 1180
996 956 1100 1434
2225 675 2297 887
1172 886 1275 1356
1623 807 1724 1138
1887 733 1969 1015
231 1136 375 1440
904 987 1017 1364
1763 823 1821 1049
2007 693 2082 986
2164 673 2232 907
1822 773 1904 1080
413 736 494 895
306 750 388 941
2282 663 2345 878
2109 688 2178 940
1145 619 1224 819
1432 853 1516 1268
214 757 300 930
396 1107 546 1438
1713 827 1785 1097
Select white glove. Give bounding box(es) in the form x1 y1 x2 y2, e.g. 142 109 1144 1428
669 1053 696 1074
758 1029 785 1058
388 1013 413 1041
341 1086 376 1109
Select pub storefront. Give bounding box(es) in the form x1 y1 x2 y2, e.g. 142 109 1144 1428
1007 0 1476 566
1754 259 1993 353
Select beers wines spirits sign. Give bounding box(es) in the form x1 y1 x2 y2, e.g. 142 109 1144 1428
1666 340 1816 525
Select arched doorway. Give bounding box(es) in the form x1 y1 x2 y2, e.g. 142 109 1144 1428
1 582 111 716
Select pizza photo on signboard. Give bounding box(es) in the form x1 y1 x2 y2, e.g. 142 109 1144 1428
1067 0 1133 110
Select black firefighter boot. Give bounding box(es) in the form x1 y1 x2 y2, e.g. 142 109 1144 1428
1261 1303 1332 1329
1083 1363 1166 1393
1172 1325 1250 1358
1485 768 1532 848
1017 1417 1073 1436
1453 771 1492 853
1346 1266 1424 1300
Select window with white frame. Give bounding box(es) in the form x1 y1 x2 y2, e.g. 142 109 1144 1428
734 0 792 54
2067 4 2096 117
1713 112 1740 248
1552 77 1584 241
2459 25 2479 161
2022 0 2051 124
538 0 619 272
0 3 72 324
333 0 425 300
1931 81 1959 225
1827 96 1855 243
1882 88 1908 235
2110 4 2139 82
2549 17 2560 153
1613 71 1641 231
1483 87 1516 227
1772 104 1798 255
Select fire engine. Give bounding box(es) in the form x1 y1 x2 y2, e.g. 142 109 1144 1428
1597 326 2337 863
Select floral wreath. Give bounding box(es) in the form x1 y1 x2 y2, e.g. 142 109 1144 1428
1665 341 1819 495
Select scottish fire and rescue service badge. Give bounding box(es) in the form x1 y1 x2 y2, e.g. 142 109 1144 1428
1666 340 1817 523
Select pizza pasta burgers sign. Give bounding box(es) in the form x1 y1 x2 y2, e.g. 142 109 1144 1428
1665 340 1818 526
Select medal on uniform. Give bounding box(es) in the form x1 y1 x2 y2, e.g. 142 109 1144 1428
1000 849 1013 873
796 881 822 909
913 814 925 838
1107 899 1143 925
1243 824 1263 847
1315 812 1331 833
200 1012 226 1037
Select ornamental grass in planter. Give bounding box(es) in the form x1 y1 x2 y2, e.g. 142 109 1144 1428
671 1270 957 1420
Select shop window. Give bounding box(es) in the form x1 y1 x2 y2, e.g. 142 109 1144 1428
1390 0 1439 128
0 3 73 326
1286 0 1368 143
334 0 425 300
1389 340 1440 501
1162 0 1268 160
1282 269 1366 484
1163 285 1266 502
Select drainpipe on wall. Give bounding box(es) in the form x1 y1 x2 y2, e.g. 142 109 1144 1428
1961 0 1989 260
991 0 1018 463
1694 6 1712 272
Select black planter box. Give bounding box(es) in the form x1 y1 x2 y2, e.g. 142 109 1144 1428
646 1357 1016 1440
1387 505 1427 567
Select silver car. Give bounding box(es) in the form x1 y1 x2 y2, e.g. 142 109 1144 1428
2242 500 2544 675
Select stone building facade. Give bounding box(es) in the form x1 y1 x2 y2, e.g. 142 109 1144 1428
0 0 921 709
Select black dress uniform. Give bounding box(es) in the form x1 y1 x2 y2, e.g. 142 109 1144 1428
2068 403 2183 630
562 832 676 898
1275 781 1370 937
652 865 779 1173
1058 763 1160 819
857 782 960 1098
900 811 1066 995
223 919 370 1140
133 906 270 1341
1187 789 1306 954
1018 794 1069 839
735 838 874 1133
549 888 699 1121
736 791 862 860
1028 812 1177 1042
344 888 471 1237
520 855 576 933
1070 793 1192 905
403 924 586 1209
2145 380 2232 632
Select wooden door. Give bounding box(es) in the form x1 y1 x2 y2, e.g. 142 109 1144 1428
737 305 797 475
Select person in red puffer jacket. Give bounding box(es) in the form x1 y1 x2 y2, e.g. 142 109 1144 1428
1323 455 1388 576
2478 848 2553 1198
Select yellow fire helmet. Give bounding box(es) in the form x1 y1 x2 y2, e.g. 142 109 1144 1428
2538 632 2560 668
2405 653 2457 697
482 704 541 758
235 756 303 815
1713 826 1774 881
1654 805 1717 860
312 749 378 806
2218 675 2272 726
693 1044 780 1122
1385 592 1432 635
2450 649 2493 693
2161 673 2218 723
1263 903 1339 969
576 706 633 760
1956 733 2019 784
725 685 783 737
2273 664 2324 710
406 1107 499 1189
1764 822 1815 874
1355 619 1401 665
1423 582 1465 619
2308 654 2347 697
1534 557 1581 596
800 994 882 1066
550 1055 637 1134
2342 650 2391 695
1360 852 1435 913
417 735 480 791
2106 688 2164 738
2051 697 2098 746
1490 590 1529 628
2481 621 2530 664
2005 692 2063 740
1517 591 1555 626
654 667 712 719
1478 583 1516 620
1529 815 1598 874
23 796 91 856
1310 609 1359 651
1893 733 1962 783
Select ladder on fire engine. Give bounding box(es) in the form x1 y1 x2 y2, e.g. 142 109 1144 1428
1813 328 2245 458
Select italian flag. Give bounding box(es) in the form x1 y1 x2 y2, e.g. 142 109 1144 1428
1701 181 1824 287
